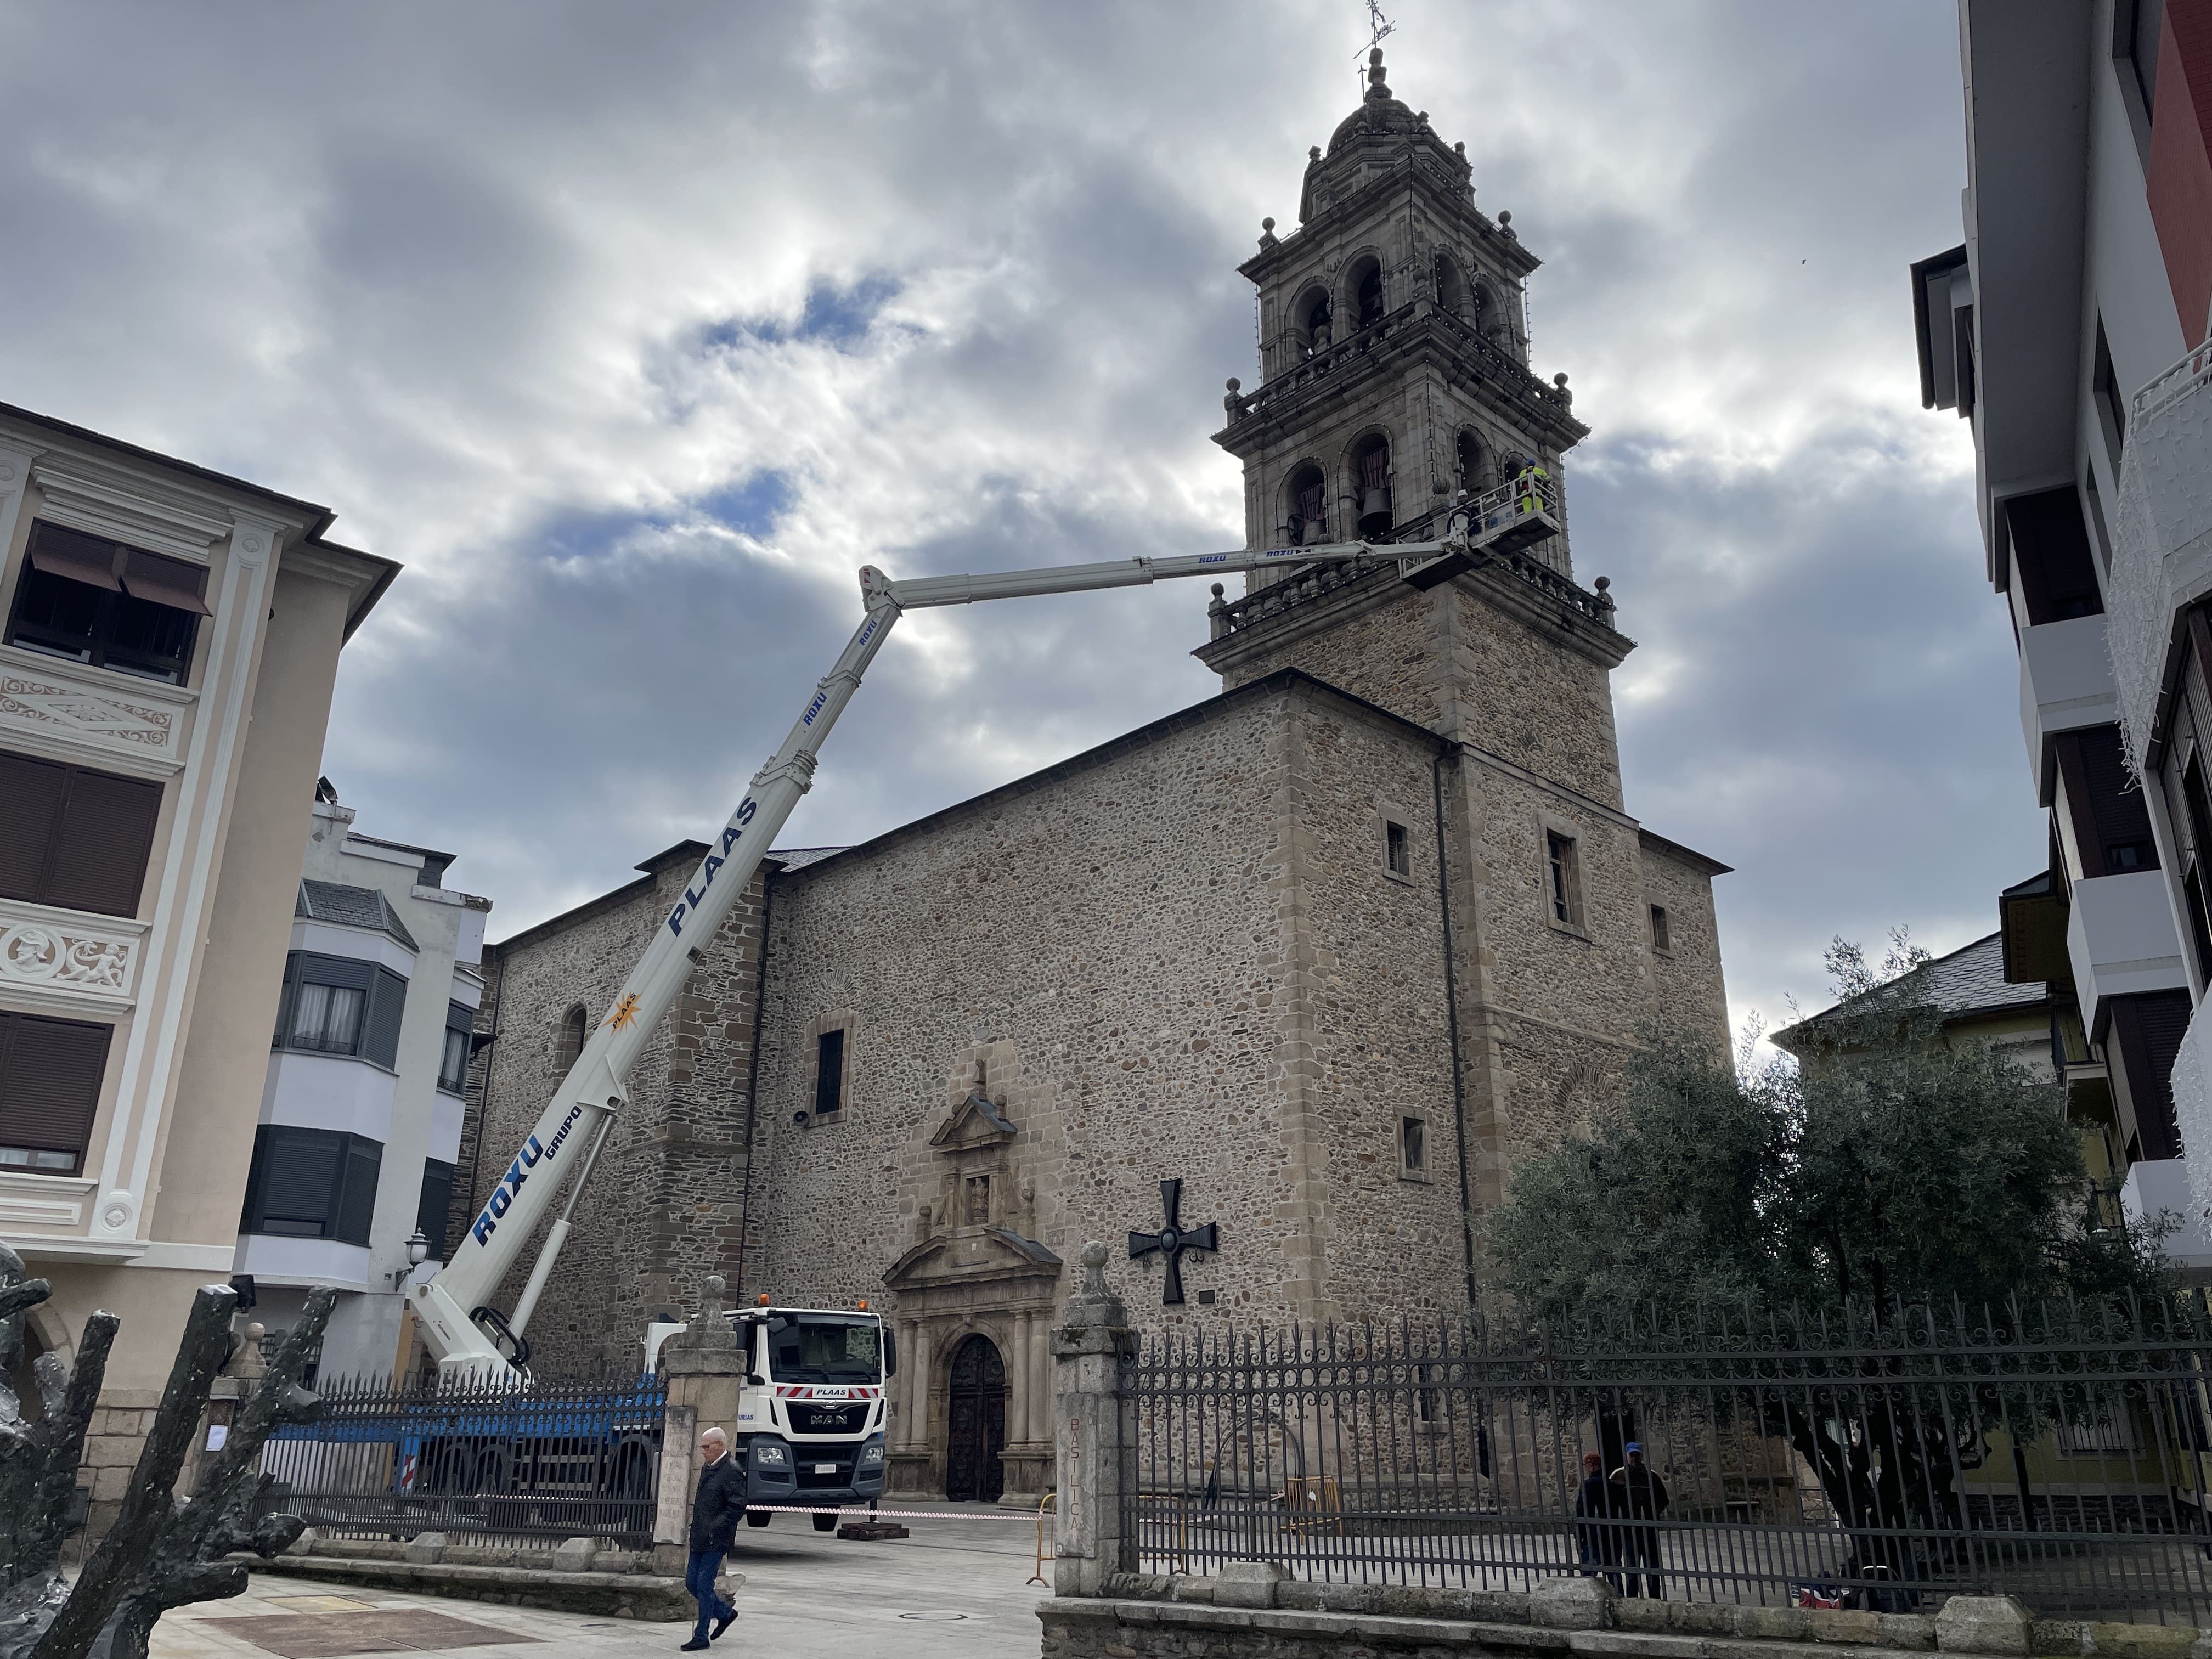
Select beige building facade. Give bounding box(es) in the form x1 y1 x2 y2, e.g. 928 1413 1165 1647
0 400 393 1528
452 54 1730 1508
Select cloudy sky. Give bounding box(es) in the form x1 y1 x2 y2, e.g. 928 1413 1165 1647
0 1 2027 1043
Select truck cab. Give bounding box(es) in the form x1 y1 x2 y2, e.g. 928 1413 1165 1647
647 1305 894 1528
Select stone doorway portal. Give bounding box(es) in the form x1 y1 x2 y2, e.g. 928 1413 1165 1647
944 1334 1006 1503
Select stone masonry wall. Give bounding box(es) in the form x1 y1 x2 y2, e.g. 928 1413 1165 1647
454 852 763 1376
749 684 1342 1328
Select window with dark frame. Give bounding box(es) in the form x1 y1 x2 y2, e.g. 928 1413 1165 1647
1546 831 1581 927
239 1125 382 1245
2119 0 2165 116
2094 320 2128 469
814 1026 846 1116
415 1158 455 1259
4 521 209 684
437 1002 472 1094
2052 727 2161 882
272 951 408 1069
0 751 164 919
0 1010 111 1175
1385 819 1411 879
1401 1116 1426 1175
1650 904 1671 954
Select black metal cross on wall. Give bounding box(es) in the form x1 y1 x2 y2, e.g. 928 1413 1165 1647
1127 1178 1218 1305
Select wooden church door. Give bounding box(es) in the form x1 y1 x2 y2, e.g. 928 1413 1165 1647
944 1334 1007 1502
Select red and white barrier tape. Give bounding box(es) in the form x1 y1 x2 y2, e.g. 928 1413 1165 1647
736 1502 1050 1523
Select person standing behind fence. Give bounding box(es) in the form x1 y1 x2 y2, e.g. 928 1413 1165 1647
683 1427 744 1651
1573 1452 1620 1590
1611 1442 1670 1600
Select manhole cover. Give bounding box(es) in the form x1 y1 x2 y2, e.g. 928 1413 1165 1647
895 1612 969 1621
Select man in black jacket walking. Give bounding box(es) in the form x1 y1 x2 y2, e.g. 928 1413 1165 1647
1573 1452 1620 1591
1611 1443 1671 1600
684 1427 744 1650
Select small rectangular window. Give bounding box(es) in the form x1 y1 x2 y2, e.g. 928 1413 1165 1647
0 1010 112 1175
1401 1116 1426 1175
1385 820 1411 879
416 1158 455 1259
1546 831 1582 928
1650 904 1671 954
289 982 366 1053
4 521 207 684
2094 319 2128 469
437 1001 473 1094
814 1027 845 1116
240 1125 383 1244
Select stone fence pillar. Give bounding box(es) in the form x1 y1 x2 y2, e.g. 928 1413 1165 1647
654 1276 747 1574
1049 1241 1136 1596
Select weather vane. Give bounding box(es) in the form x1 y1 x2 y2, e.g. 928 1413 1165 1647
1359 0 1396 89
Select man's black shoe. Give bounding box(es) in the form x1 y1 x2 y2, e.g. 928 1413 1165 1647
681 1641 709 1651
712 1614 736 1641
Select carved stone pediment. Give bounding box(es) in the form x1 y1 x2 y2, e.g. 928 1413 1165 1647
884 1227 1062 1294
930 1092 1017 1152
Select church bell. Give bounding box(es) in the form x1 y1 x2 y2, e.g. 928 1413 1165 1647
1357 487 1392 538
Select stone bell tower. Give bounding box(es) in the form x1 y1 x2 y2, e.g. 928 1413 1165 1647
1212 47 1590 577
1199 46 1629 802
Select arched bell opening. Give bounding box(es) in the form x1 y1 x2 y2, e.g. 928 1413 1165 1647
1283 462 1329 547
1350 432 1393 538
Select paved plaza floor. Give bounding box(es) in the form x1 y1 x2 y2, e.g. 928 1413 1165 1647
148 1506 1051 1659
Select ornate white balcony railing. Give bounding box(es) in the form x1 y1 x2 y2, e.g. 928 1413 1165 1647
2103 341 2212 772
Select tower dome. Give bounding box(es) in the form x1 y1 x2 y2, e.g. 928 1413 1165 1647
1327 47 1418 153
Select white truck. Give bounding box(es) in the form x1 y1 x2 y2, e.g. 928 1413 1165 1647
641 1302 894 1528
402 479 1562 1502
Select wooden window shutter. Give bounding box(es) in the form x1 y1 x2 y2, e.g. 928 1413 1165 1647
43 766 163 917
0 1011 112 1166
0 752 68 904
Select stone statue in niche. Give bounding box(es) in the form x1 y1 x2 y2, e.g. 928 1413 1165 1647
964 1174 991 1228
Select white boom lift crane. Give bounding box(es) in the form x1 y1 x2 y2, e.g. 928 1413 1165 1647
408 477 1564 1382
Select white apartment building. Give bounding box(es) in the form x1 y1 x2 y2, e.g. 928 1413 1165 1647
237 793 491 1381
0 400 394 1528
1914 0 2212 1263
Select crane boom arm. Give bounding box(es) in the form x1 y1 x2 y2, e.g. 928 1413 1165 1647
409 488 1550 1376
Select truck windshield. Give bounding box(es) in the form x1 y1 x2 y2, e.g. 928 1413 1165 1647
766 1316 882 1384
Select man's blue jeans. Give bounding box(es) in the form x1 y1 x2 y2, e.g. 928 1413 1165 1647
686 1548 732 1641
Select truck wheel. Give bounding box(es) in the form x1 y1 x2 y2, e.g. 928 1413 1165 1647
744 1510 772 1528
811 1511 838 1533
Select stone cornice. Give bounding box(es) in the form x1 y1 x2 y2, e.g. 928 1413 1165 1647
1243 156 1541 286
1215 302 1588 455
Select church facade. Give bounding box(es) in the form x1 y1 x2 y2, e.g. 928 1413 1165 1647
445 53 1730 1507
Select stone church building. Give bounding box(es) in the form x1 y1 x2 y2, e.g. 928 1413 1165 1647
447 52 1730 1507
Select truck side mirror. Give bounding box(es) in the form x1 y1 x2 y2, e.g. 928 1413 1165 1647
744 1373 765 1387
883 1327 898 1378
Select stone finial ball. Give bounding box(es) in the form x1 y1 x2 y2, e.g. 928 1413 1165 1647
1211 583 1224 597
1309 145 1322 161
1594 577 1611 591
1081 1240 1110 1269
1226 377 1240 392
1498 210 1513 226
245 1322 266 1341
1555 372 1569 387
1261 217 1274 232
704 1273 725 1294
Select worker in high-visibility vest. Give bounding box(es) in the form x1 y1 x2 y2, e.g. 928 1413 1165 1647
1515 458 1550 516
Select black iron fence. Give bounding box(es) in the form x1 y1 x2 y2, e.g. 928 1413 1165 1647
1120 1297 2212 1624
259 1373 665 1548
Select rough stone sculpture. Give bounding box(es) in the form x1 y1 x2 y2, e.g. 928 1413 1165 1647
0 1246 331 1659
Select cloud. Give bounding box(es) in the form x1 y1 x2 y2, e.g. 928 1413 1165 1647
0 0 2012 1048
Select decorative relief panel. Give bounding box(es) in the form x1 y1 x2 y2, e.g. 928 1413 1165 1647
0 897 143 1007
0 656 182 763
